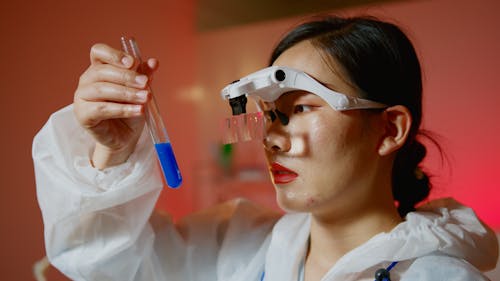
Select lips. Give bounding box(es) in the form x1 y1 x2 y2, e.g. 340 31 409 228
270 162 298 184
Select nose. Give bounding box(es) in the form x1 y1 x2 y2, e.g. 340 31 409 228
264 124 291 153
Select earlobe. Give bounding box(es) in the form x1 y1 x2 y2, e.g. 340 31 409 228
378 105 412 156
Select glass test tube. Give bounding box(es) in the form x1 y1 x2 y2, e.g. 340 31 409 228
120 36 182 188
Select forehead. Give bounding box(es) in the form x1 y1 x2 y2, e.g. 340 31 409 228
271 40 356 96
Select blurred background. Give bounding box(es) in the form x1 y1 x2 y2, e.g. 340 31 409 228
0 0 498 279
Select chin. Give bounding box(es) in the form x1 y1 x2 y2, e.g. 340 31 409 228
275 189 316 213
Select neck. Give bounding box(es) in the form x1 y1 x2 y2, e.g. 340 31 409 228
305 200 402 280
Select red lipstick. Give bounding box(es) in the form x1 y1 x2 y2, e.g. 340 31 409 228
270 162 298 184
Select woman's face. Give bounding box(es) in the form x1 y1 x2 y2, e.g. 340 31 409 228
267 40 384 216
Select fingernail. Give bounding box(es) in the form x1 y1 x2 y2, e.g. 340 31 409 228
121 56 132 67
128 105 142 113
147 59 157 69
135 75 148 85
136 90 148 101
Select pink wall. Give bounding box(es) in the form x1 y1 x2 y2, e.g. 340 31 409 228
0 0 498 279
0 0 197 279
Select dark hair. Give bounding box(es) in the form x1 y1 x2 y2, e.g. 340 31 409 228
270 16 432 217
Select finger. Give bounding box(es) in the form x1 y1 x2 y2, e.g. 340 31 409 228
74 100 143 127
75 82 149 104
90 43 134 69
80 64 148 88
137 58 159 77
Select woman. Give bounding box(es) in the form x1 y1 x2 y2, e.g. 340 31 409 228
33 16 498 280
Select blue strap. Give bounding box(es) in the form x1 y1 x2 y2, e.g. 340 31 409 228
386 261 398 271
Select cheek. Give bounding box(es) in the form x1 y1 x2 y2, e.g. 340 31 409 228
303 114 367 190
307 113 351 157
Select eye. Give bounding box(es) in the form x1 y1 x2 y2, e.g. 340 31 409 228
293 104 313 114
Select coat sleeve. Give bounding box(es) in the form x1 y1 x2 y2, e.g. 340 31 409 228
33 105 281 281
33 105 165 281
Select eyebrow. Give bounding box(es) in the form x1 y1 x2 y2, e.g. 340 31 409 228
323 82 341 92
282 92 323 104
307 74 341 93
307 72 357 97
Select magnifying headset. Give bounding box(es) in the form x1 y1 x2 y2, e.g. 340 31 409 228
220 66 388 144
220 66 398 281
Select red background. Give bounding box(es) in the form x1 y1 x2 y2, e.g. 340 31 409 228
0 0 498 279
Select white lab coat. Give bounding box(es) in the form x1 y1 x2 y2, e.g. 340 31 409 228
33 105 498 281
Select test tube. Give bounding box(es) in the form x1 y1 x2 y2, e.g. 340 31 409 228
120 36 182 188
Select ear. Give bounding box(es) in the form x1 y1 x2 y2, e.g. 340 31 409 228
378 105 412 156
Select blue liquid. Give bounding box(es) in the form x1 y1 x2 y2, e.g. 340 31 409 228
154 142 182 188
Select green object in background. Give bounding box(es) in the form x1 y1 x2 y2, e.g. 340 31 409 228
219 143 233 173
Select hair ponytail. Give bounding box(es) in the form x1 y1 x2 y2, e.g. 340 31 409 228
392 139 431 217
